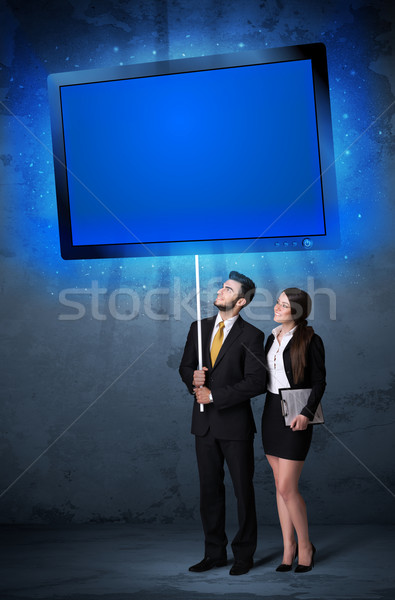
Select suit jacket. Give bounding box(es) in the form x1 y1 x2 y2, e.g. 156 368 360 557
179 315 266 440
265 332 326 419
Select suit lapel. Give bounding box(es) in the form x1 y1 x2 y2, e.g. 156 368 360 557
202 317 216 368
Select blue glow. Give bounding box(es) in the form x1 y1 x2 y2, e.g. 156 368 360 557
56 57 325 249
3 3 392 279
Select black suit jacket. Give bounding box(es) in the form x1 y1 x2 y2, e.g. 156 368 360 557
179 315 266 440
265 332 326 418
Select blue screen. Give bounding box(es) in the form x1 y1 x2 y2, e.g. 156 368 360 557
59 58 325 247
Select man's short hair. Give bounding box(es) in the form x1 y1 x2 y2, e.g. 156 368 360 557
228 271 256 306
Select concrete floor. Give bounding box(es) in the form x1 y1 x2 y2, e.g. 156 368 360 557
1 523 394 600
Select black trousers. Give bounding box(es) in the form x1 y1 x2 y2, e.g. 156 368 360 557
195 429 257 562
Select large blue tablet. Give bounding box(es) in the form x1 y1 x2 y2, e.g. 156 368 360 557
48 43 339 259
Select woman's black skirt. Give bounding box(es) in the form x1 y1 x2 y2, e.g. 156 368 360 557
261 391 313 461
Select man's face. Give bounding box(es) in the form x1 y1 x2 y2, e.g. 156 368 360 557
214 279 244 311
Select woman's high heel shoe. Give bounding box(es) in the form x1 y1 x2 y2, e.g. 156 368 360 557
294 543 316 573
275 544 298 572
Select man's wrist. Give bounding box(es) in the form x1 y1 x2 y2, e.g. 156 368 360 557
209 392 213 403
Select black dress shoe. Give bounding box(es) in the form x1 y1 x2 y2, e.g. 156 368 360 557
229 559 253 576
295 544 316 573
276 544 298 572
189 556 227 572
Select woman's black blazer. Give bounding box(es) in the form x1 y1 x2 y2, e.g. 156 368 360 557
265 332 326 419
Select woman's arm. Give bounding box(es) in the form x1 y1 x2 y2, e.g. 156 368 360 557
300 333 326 419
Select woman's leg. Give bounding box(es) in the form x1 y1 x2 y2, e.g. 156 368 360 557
275 457 313 566
266 455 297 564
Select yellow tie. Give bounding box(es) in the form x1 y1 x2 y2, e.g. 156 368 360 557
211 321 225 366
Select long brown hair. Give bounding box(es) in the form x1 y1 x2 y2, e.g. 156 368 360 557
283 288 314 384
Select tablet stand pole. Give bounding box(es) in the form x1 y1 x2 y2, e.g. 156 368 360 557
195 255 204 413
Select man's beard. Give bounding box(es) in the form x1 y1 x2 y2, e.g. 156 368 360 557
214 297 239 311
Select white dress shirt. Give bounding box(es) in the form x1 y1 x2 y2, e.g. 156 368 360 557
267 324 297 394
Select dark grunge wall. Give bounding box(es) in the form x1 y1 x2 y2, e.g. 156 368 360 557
0 0 394 525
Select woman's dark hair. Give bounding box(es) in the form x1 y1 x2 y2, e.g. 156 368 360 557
283 288 314 384
229 271 256 305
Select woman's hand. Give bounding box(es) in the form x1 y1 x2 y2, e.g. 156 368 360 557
290 415 309 431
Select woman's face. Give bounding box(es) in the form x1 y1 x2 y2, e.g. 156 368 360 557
274 292 294 325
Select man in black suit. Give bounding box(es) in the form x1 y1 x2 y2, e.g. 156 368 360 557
179 271 266 576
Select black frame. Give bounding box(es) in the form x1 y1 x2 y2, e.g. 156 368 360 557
48 43 339 259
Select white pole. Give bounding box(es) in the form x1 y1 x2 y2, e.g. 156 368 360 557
195 255 204 413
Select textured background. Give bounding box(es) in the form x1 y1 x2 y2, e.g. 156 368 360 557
0 0 394 526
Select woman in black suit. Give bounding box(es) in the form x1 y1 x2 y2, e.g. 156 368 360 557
261 288 326 573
